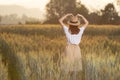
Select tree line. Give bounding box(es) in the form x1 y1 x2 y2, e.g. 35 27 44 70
44 0 120 25
0 14 41 25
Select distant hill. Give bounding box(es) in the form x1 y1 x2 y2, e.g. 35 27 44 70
0 5 45 21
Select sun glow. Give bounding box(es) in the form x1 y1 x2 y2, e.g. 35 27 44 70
0 0 118 10
0 0 119 18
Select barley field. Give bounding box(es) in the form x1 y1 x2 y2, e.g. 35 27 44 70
0 24 120 80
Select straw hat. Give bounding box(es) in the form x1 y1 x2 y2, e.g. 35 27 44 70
67 16 80 26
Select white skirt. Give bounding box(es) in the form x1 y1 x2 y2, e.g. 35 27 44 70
60 43 82 72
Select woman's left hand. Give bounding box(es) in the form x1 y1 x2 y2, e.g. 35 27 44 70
76 14 83 17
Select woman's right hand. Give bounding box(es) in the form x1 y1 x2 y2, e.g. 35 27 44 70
76 14 84 18
76 14 89 27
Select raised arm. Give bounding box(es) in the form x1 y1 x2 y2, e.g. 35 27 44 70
59 13 73 27
77 14 89 28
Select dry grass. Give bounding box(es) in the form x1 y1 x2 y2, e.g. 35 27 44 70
0 55 8 80
0 25 120 80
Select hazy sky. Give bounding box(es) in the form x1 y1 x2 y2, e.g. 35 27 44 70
0 0 119 13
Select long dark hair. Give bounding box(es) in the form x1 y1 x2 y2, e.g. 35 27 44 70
69 25 80 34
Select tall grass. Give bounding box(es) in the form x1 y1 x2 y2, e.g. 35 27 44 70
0 55 8 80
0 25 120 80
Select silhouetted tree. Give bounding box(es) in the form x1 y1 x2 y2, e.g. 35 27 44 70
45 0 89 24
45 0 77 24
75 2 89 16
75 2 89 24
101 3 119 24
88 12 101 24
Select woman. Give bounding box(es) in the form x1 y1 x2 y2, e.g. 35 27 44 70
59 13 89 72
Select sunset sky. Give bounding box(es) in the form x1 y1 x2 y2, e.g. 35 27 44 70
0 0 119 15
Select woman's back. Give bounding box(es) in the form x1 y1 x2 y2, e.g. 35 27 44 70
63 26 86 45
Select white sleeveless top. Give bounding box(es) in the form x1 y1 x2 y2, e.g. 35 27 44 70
63 26 86 45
